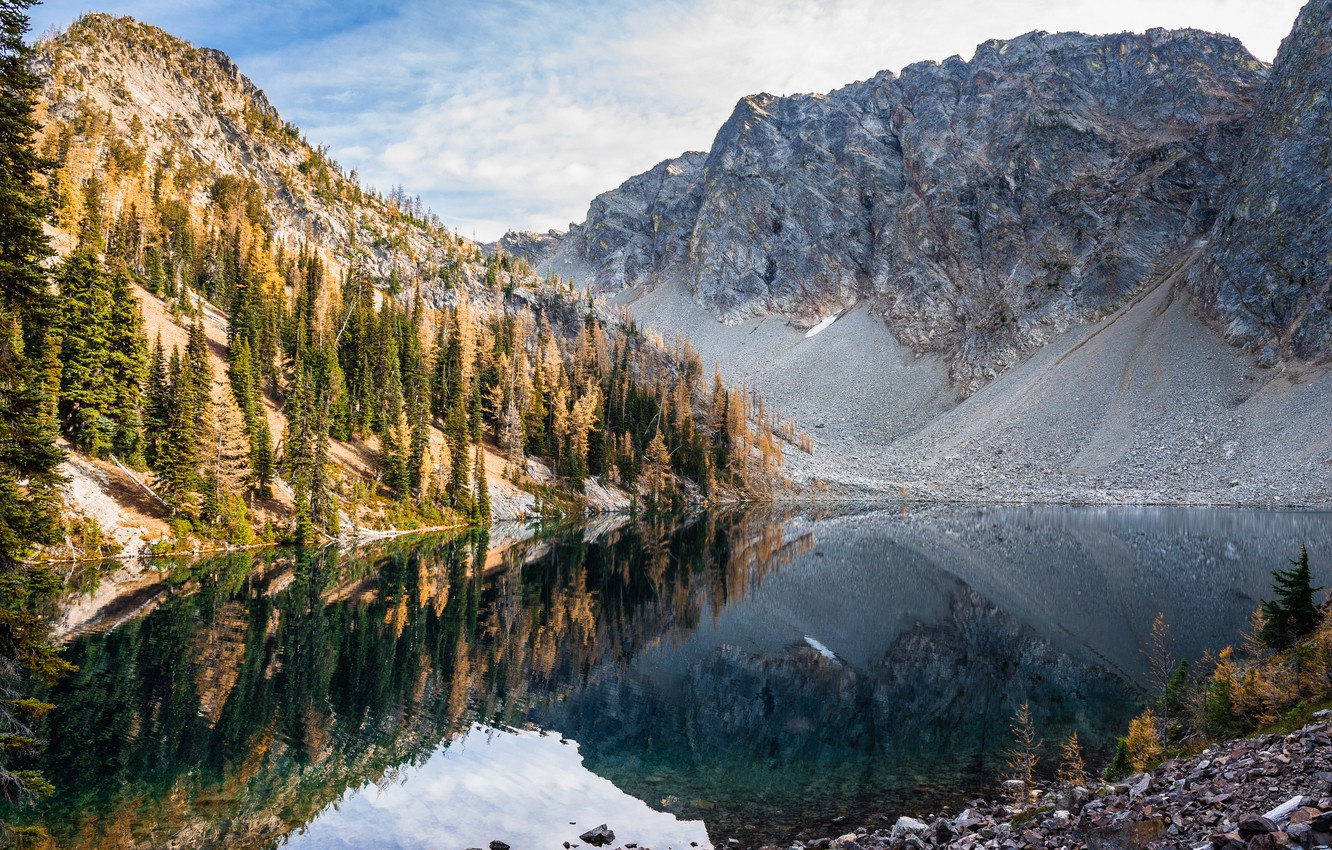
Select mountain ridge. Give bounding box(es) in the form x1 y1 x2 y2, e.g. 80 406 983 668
30 13 796 557
36 13 488 293
532 3 1332 505
544 25 1268 392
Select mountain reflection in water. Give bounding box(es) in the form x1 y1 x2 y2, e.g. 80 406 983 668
12 507 1332 848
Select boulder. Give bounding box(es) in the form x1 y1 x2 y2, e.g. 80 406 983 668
1238 816 1277 838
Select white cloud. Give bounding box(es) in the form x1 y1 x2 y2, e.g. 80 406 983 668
30 0 1310 240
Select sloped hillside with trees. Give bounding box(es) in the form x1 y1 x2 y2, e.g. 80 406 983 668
26 14 805 558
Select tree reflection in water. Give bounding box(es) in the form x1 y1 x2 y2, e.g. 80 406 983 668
12 506 1321 847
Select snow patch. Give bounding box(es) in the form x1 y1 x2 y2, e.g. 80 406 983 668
804 635 840 663
805 313 839 338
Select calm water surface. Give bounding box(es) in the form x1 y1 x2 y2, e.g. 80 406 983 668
13 507 1332 849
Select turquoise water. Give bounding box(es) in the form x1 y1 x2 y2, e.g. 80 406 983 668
12 507 1332 849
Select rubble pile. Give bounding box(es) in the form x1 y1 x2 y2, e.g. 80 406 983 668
772 718 1332 850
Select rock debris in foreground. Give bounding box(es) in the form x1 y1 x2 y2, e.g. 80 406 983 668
594 720 1332 850
761 720 1332 850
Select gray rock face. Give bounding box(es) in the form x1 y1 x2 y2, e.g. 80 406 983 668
551 151 707 291
488 229 565 268
1193 0 1332 361
550 30 1267 391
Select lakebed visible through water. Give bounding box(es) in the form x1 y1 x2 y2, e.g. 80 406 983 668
13 507 1332 849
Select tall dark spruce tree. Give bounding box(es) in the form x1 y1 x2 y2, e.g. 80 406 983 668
51 252 145 463
0 0 75 836
1258 545 1322 651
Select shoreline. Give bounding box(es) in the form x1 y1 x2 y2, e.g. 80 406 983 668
36 518 479 566
614 720 1332 850
40 495 1332 566
765 719 1332 850
775 483 1332 511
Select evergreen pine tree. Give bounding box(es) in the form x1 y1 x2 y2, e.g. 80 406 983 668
445 404 470 514
105 265 147 465
408 413 428 502
75 177 103 253
1162 659 1191 742
380 414 409 499
53 251 114 456
283 365 317 540
0 0 76 822
144 334 168 465
1104 738 1132 781
185 321 212 427
227 339 274 497
281 360 337 540
429 323 448 421
50 253 145 465
373 317 409 498
232 245 282 394
402 313 430 503
441 312 471 512
152 326 213 521
157 347 201 518
310 403 337 536
144 246 166 295
320 338 352 441
1258 545 1321 650
472 443 490 524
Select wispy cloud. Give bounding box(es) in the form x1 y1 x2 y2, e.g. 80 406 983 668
30 0 1307 240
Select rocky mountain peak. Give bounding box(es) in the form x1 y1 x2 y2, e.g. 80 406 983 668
547 27 1268 392
43 14 281 126
35 14 489 302
488 229 565 269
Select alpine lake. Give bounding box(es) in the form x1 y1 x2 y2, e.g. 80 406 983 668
10 506 1332 850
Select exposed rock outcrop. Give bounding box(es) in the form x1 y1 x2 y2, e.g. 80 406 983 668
488 228 565 268
549 30 1268 391
1192 0 1332 363
36 14 487 295
550 151 706 292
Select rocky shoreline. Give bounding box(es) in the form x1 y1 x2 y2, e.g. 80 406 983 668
560 717 1332 850
767 718 1332 850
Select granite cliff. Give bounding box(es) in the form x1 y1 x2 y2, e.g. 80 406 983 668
547 29 1268 391
536 2 1332 505
1192 0 1332 363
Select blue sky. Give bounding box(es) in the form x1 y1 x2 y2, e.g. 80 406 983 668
31 0 1307 241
